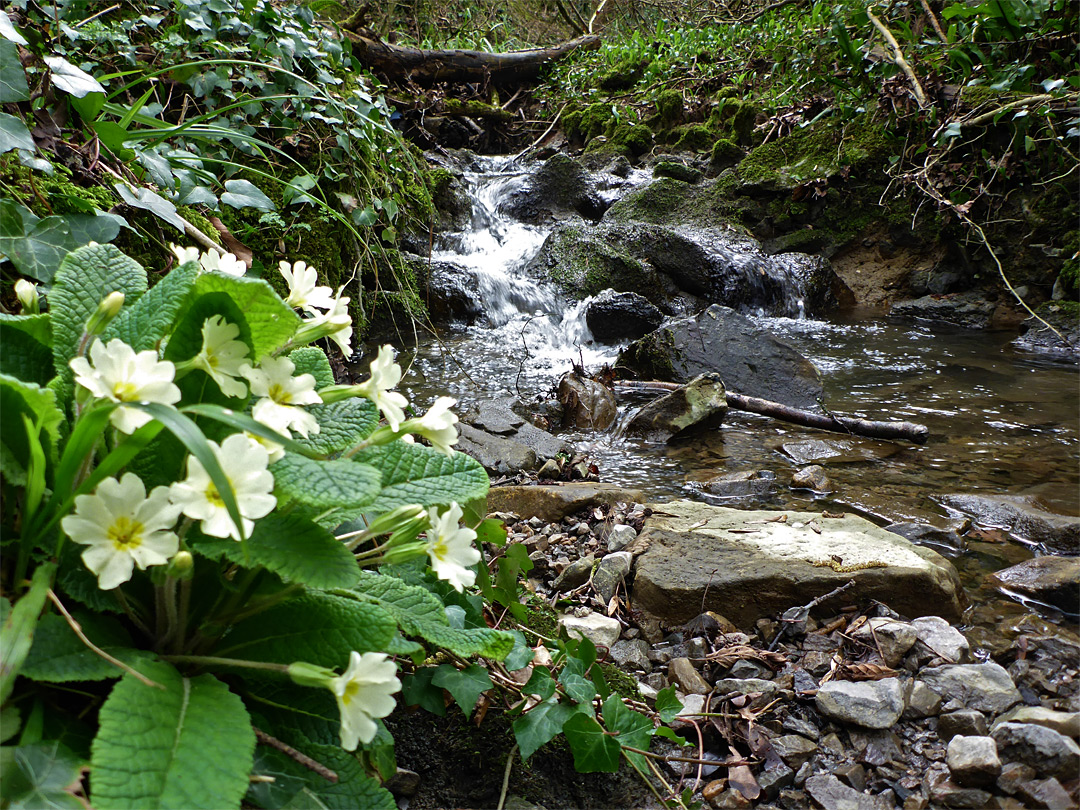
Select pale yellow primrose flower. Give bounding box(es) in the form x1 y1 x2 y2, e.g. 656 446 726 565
70 339 181 434
15 279 38 314
244 430 285 463
169 433 276 541
280 260 336 315
407 397 459 456
190 316 250 398
331 651 401 750
355 345 408 431
241 356 322 438
61 473 181 590
200 250 247 277
170 244 200 265
424 502 480 592
294 286 353 359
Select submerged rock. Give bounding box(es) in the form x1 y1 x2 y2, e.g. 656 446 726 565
618 305 823 409
410 257 483 324
630 499 965 627
556 372 617 430
889 292 998 329
623 373 727 442
939 493 1080 554
583 289 663 341
989 556 1080 614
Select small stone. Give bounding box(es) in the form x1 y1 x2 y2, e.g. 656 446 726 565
703 779 727 806
918 663 1022 716
607 523 637 552
729 659 771 680
675 693 706 719
758 763 795 800
904 680 943 719
815 678 905 729
938 709 989 741
911 616 971 664
833 762 866 792
801 650 835 677
770 735 818 768
791 465 831 491
991 721 1080 781
997 761 1037 795
903 795 929 810
573 521 590 536
611 639 652 671
713 788 752 808
552 554 595 591
994 706 1080 741
1013 777 1075 810
781 716 820 742
714 678 782 706
806 774 892 810
557 611 621 649
686 636 709 659
592 551 632 603
946 735 1001 787
926 770 992 809
851 617 918 667
989 555 1080 614
669 657 711 695
537 458 561 480
820 733 845 756
527 516 545 529
385 767 421 797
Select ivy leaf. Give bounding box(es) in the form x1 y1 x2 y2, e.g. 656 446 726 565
502 631 535 672
0 11 29 45
563 712 621 773
44 56 106 97
0 112 34 153
114 183 186 232
221 179 275 211
216 591 395 667
191 514 359 589
287 346 334 389
401 667 446 716
295 399 379 456
431 663 491 716
90 661 255 809
22 611 151 682
271 454 381 510
0 741 86 810
49 243 147 384
655 685 683 724
559 672 596 711
602 694 654 770
512 698 577 760
0 40 29 103
522 666 556 701
354 442 489 513
103 260 199 351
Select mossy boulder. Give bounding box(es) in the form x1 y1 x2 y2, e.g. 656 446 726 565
656 90 684 126
672 123 715 152
652 160 702 184
599 57 649 91
500 153 605 223
709 98 758 146
429 167 472 232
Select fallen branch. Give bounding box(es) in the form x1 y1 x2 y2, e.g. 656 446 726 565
613 382 929 444
342 33 601 85
867 9 929 108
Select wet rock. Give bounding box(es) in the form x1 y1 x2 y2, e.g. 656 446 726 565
584 289 663 341
610 638 651 671
996 761 1037 795
1013 776 1076 809
696 469 777 501
993 706 1080 740
939 493 1080 554
758 763 795 800
776 437 900 465
791 465 831 491
458 401 569 474
805 774 893 810
1013 301 1080 358
890 292 997 329
592 551 632 604
501 153 606 223
815 678 905 729
946 735 1001 787
885 523 967 555
771 735 818 768
938 710 989 741
458 424 540 473
415 258 483 323
991 722 1080 781
557 372 617 430
632 500 966 628
486 483 645 523
624 374 728 442
850 617 917 667
918 663 1022 716
553 555 594 591
653 160 703 184
903 680 943 720
669 657 711 695
558 611 621 649
607 524 637 552
537 458 560 480
911 616 971 664
619 305 824 409
989 556 1080 614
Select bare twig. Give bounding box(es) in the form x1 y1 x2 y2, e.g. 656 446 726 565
769 579 857 651
918 0 947 43
496 743 518 810
254 728 338 783
512 103 567 161
867 8 929 108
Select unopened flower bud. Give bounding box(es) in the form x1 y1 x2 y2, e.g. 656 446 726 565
165 550 194 579
376 539 427 566
317 384 365 404
287 661 339 689
84 292 125 335
363 504 428 540
15 279 39 314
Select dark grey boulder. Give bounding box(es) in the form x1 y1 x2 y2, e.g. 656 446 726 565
500 153 606 223
584 290 663 341
939 493 1079 554
989 556 1080 614
411 258 483 324
889 292 997 329
455 400 569 475
623 373 727 442
618 305 823 410
1013 302 1080 358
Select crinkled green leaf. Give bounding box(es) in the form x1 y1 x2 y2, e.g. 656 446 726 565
287 347 334 389
296 399 379 456
354 441 489 513
192 514 359 589
22 611 152 682
190 273 300 360
563 712 620 773
246 744 394 810
49 243 147 384
0 564 55 704
0 40 28 102
103 260 199 351
512 698 577 760
0 741 86 810
91 661 255 809
246 682 341 748
431 663 491 716
0 318 54 385
602 694 654 770
221 179 275 211
114 183 185 233
217 591 395 667
271 453 380 510
0 112 33 154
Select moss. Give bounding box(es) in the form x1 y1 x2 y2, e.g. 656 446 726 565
710 137 743 169
598 57 648 91
709 98 758 145
672 123 715 153
177 205 216 241
617 329 679 381
609 122 654 157
570 102 615 140
518 599 559 644
652 160 701 184
655 90 684 126
599 663 642 701
443 99 514 122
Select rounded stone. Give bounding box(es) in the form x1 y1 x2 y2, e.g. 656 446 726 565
815 678 905 729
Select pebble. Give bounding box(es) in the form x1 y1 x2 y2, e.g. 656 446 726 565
937 709 989 741
805 774 893 810
911 615 971 664
770 734 818 768
851 617 918 667
996 761 1037 794
607 523 637 552
926 769 993 809
946 735 1001 787
815 677 906 729
918 663 1022 716
669 657 711 695
991 721 1080 781
552 554 594 591
790 464 830 491
903 679 943 719
1013 776 1075 810
557 611 620 649
591 551 632 603
993 705 1080 740
610 638 651 671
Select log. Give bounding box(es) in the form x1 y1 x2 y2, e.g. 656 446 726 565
343 33 601 85
613 381 929 444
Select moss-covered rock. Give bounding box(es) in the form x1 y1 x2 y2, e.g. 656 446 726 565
710 137 744 170
598 57 649 91
652 160 702 184
709 98 758 145
656 89 684 126
672 123 715 152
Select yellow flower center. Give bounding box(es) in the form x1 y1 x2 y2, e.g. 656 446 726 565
205 482 225 507
268 383 288 403
431 538 448 561
112 380 139 401
342 680 360 706
108 516 144 549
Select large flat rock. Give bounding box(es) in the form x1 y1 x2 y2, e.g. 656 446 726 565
631 500 966 628
487 484 646 523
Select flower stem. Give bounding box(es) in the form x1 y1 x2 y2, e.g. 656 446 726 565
160 655 289 673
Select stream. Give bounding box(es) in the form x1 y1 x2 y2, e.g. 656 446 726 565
382 155 1079 626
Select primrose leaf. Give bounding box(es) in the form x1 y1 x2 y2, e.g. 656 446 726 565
295 398 380 456
22 611 151 682
0 315 53 386
271 453 381 510
90 661 255 809
102 260 199 351
246 743 395 810
0 563 55 704
191 273 300 359
353 441 489 513
221 179 275 211
287 346 335 389
0 741 86 810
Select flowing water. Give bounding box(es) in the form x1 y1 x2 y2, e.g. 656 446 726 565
384 156 1079 621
